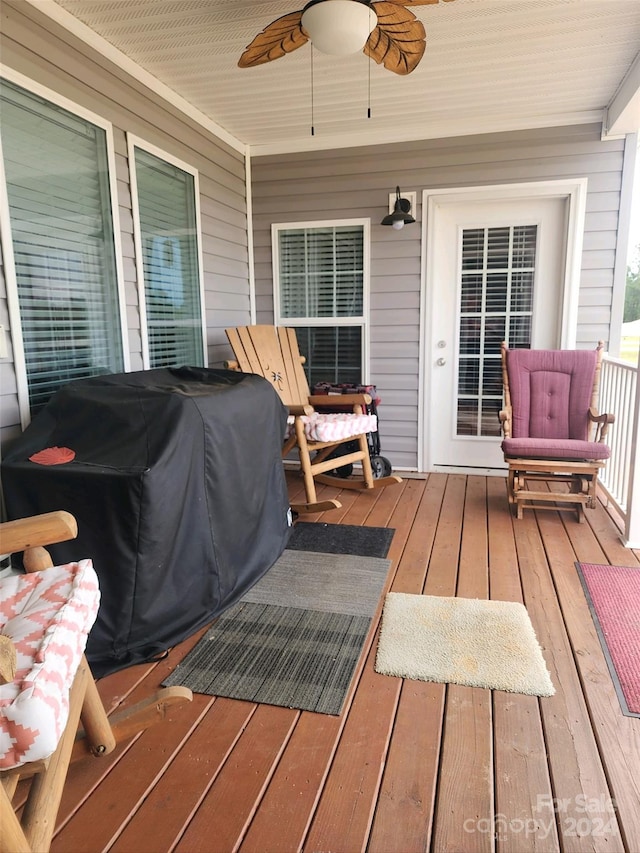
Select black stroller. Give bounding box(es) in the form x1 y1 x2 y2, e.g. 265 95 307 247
311 382 393 479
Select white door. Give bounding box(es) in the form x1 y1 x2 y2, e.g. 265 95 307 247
426 192 571 471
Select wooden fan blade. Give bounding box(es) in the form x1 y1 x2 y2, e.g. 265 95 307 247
365 3 426 75
238 11 309 68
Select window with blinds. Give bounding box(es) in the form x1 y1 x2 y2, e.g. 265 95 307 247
132 146 204 368
274 223 367 384
457 225 537 437
1 79 124 414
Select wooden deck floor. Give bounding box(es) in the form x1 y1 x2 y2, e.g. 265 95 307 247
48 472 640 853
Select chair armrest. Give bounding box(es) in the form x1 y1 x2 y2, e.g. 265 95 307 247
309 393 372 411
588 408 615 442
0 511 77 555
499 406 512 438
289 404 315 416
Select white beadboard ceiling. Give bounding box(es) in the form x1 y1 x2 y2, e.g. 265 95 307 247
43 0 640 155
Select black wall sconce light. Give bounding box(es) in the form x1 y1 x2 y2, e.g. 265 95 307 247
381 186 416 230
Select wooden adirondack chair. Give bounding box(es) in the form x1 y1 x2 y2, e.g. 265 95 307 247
225 325 402 514
499 341 614 522
0 511 192 853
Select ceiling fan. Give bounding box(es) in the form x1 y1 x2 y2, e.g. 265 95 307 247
238 0 456 76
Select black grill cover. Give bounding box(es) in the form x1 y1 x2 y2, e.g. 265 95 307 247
2 367 292 676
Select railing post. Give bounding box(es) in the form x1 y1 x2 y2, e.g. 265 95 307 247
623 348 640 548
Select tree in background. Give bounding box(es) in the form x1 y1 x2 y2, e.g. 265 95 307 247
625 241 640 322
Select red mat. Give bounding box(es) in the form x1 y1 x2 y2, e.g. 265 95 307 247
577 562 640 717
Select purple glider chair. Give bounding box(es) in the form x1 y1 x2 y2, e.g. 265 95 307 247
499 341 614 522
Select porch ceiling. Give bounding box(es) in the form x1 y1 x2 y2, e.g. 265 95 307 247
41 0 640 154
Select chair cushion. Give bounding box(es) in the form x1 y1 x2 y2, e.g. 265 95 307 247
502 437 610 461
506 348 597 440
0 560 100 770
286 412 377 442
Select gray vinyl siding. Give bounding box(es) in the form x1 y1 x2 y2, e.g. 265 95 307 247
0 0 249 453
251 124 628 470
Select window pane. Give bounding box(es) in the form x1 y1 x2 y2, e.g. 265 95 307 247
278 225 364 319
510 315 532 348
486 227 511 269
511 270 534 312
461 229 484 271
276 222 366 386
480 398 502 436
485 273 508 312
295 326 362 386
134 148 204 368
484 316 506 354
460 274 483 313
1 78 123 413
512 225 537 267
460 317 481 354
458 358 479 394
482 357 503 396
457 399 478 436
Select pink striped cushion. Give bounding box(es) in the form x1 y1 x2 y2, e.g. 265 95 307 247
300 412 377 442
502 437 610 461
0 560 100 770
285 412 377 442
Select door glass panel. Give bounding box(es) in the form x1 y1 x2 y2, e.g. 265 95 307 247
457 224 537 437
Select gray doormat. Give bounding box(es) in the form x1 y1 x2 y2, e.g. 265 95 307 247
163 549 391 715
287 522 394 558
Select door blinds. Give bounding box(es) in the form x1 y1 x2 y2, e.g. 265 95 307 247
457 224 537 437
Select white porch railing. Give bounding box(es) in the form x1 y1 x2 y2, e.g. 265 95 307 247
599 354 640 547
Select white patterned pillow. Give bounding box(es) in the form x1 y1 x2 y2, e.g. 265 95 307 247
0 560 100 770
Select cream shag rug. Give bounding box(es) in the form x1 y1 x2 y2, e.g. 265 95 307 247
375 593 555 696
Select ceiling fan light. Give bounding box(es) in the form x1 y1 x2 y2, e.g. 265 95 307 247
301 0 377 56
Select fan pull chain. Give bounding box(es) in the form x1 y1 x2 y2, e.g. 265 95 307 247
367 7 372 119
367 49 371 119
310 46 315 136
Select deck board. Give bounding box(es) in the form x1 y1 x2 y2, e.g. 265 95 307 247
367 476 447 852
540 507 640 850
487 477 558 853
175 704 300 852
432 476 494 853
30 471 639 853
111 698 256 852
515 511 622 852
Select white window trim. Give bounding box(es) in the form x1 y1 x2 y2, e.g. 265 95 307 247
271 218 371 382
127 134 207 369
0 65 130 428
419 179 588 473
